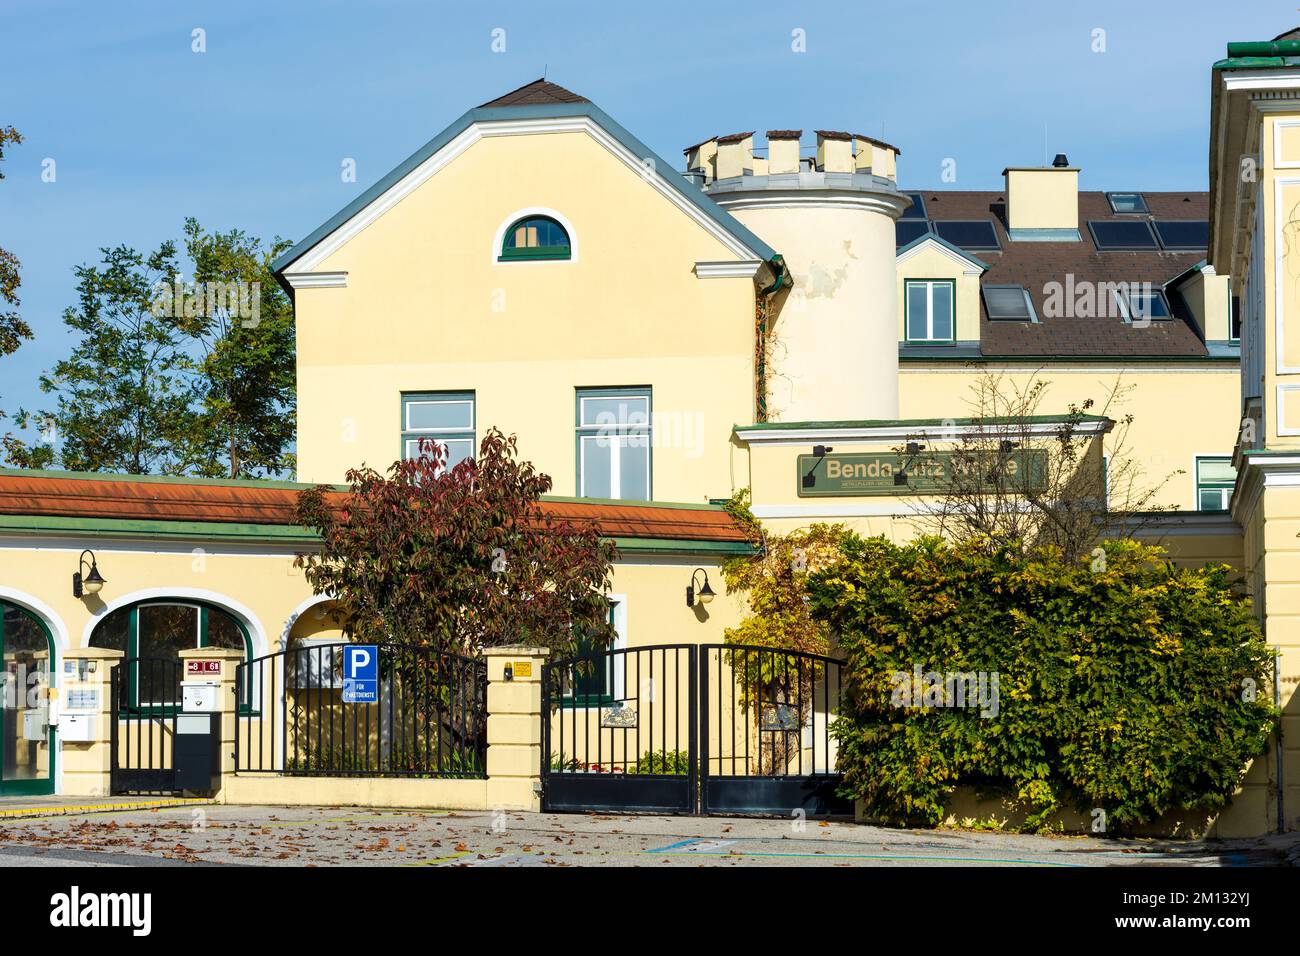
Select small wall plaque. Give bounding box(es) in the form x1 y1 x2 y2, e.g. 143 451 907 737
600 702 637 728
761 704 801 731
512 661 532 678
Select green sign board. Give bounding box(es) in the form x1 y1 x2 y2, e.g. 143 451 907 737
796 449 1048 497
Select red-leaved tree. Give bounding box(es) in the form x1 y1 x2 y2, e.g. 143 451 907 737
294 427 617 656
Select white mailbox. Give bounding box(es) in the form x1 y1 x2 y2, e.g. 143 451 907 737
59 713 96 742
182 681 221 713
22 710 47 742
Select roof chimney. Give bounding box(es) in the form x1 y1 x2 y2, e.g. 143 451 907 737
1002 157 1080 240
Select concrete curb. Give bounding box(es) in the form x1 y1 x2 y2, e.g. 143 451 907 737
0 798 213 822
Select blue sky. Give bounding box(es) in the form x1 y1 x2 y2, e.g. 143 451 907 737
0 1 1287 418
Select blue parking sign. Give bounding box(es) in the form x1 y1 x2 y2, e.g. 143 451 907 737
341 645 378 704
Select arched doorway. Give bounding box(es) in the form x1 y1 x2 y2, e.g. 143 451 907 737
1 601 55 795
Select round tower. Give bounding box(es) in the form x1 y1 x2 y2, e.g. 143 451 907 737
687 129 907 422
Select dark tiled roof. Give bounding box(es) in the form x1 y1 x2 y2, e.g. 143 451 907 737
904 190 1214 357
766 129 802 139
479 79 590 108
0 471 750 543
814 129 853 141
716 131 755 144
855 133 901 155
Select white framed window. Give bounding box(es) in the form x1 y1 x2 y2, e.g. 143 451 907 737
576 388 651 500
904 279 955 342
401 392 475 470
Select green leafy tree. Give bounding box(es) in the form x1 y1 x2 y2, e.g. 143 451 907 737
8 219 296 476
10 242 197 473
294 427 618 656
179 217 295 478
811 534 1276 831
0 126 33 462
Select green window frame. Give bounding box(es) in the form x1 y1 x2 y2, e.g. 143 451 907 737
562 603 618 708
499 215 571 261
401 391 475 470
89 601 255 715
576 387 652 501
904 279 955 343
0 601 56 796
1195 456 1236 512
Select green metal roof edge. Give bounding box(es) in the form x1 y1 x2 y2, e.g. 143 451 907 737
611 537 756 555
897 353 1238 365
1213 54 1300 71
272 101 778 275
733 413 1111 432
0 513 319 543
0 514 752 553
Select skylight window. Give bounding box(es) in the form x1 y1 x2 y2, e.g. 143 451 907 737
895 219 931 248
932 220 1000 251
1088 220 1159 250
899 193 927 220
1121 288 1172 322
1152 220 1209 251
1106 192 1149 214
983 285 1036 321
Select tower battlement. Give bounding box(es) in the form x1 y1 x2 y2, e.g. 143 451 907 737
683 129 901 186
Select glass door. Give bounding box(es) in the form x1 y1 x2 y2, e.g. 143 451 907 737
1 602 54 795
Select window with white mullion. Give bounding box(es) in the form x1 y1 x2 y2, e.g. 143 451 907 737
905 280 954 343
401 392 475 470
577 390 651 500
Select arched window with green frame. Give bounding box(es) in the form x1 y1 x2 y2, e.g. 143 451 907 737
90 601 254 713
499 215 571 261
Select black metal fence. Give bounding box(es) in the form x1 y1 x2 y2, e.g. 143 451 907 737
235 643 487 778
110 657 183 794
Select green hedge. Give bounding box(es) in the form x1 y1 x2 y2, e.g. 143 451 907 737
808 536 1276 831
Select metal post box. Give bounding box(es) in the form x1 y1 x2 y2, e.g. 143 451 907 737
59 713 96 742
182 680 221 713
175 713 221 793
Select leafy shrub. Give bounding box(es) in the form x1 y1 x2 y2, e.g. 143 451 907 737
635 749 691 775
809 535 1276 831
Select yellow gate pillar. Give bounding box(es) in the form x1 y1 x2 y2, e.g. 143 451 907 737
484 646 549 811
58 647 124 796
177 648 244 782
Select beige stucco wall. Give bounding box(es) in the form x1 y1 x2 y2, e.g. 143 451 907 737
723 202 900 422
898 366 1241 511
294 128 758 503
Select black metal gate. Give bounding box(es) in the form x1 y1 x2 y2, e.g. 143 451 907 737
110 657 182 794
541 643 849 817
542 645 696 813
699 644 850 816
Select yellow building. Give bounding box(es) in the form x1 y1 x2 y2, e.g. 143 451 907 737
0 68 1291 833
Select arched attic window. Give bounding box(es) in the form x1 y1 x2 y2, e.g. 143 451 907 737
499 215 571 261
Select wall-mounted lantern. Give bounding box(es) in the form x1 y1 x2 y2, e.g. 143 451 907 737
72 549 106 598
801 445 834 489
686 568 715 608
